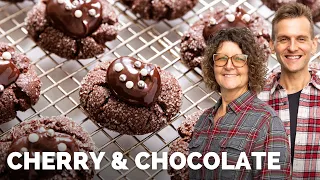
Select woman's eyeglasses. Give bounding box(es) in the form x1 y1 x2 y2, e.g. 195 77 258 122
213 53 248 68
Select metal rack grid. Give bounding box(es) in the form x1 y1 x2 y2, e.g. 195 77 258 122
0 0 319 179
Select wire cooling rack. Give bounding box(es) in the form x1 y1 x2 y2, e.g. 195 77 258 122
0 0 320 179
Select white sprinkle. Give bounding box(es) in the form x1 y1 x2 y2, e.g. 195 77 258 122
126 81 134 89
47 129 55 137
226 14 235 22
209 18 217 25
74 10 83 18
2 52 11 60
241 14 251 23
0 85 4 92
20 147 28 152
137 80 145 88
28 133 39 143
72 0 79 6
57 0 64 4
119 74 127 82
85 0 91 2
88 9 96 16
65 4 72 10
114 63 124 72
140 69 148 76
58 143 67 151
150 70 155 76
39 127 46 133
91 2 101 9
134 61 142 68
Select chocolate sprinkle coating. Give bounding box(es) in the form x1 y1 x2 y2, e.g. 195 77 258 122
168 110 203 180
26 0 118 59
0 116 95 180
120 0 199 20
180 8 271 68
79 58 182 135
261 0 320 22
0 43 41 124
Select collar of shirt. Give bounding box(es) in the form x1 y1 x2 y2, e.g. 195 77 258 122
208 90 256 124
264 69 320 94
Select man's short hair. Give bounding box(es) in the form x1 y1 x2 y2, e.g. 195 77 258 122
272 2 314 40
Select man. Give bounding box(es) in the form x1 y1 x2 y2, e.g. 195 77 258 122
258 2 319 179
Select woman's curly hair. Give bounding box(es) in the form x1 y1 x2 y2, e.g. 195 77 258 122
202 27 267 93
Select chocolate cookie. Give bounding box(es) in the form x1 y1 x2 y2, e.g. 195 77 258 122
261 0 320 22
79 56 182 135
120 0 198 20
0 43 41 124
168 110 203 180
0 116 95 179
180 7 271 68
26 0 119 59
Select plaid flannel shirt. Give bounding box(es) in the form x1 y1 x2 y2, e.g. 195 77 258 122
258 70 320 179
189 91 290 180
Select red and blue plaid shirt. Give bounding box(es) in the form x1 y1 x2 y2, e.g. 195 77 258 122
258 69 320 179
189 91 290 179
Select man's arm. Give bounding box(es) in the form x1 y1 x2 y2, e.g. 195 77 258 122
252 116 291 179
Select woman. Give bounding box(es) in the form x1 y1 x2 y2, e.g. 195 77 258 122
188 27 290 179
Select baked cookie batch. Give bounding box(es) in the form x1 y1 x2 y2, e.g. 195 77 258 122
0 0 317 179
